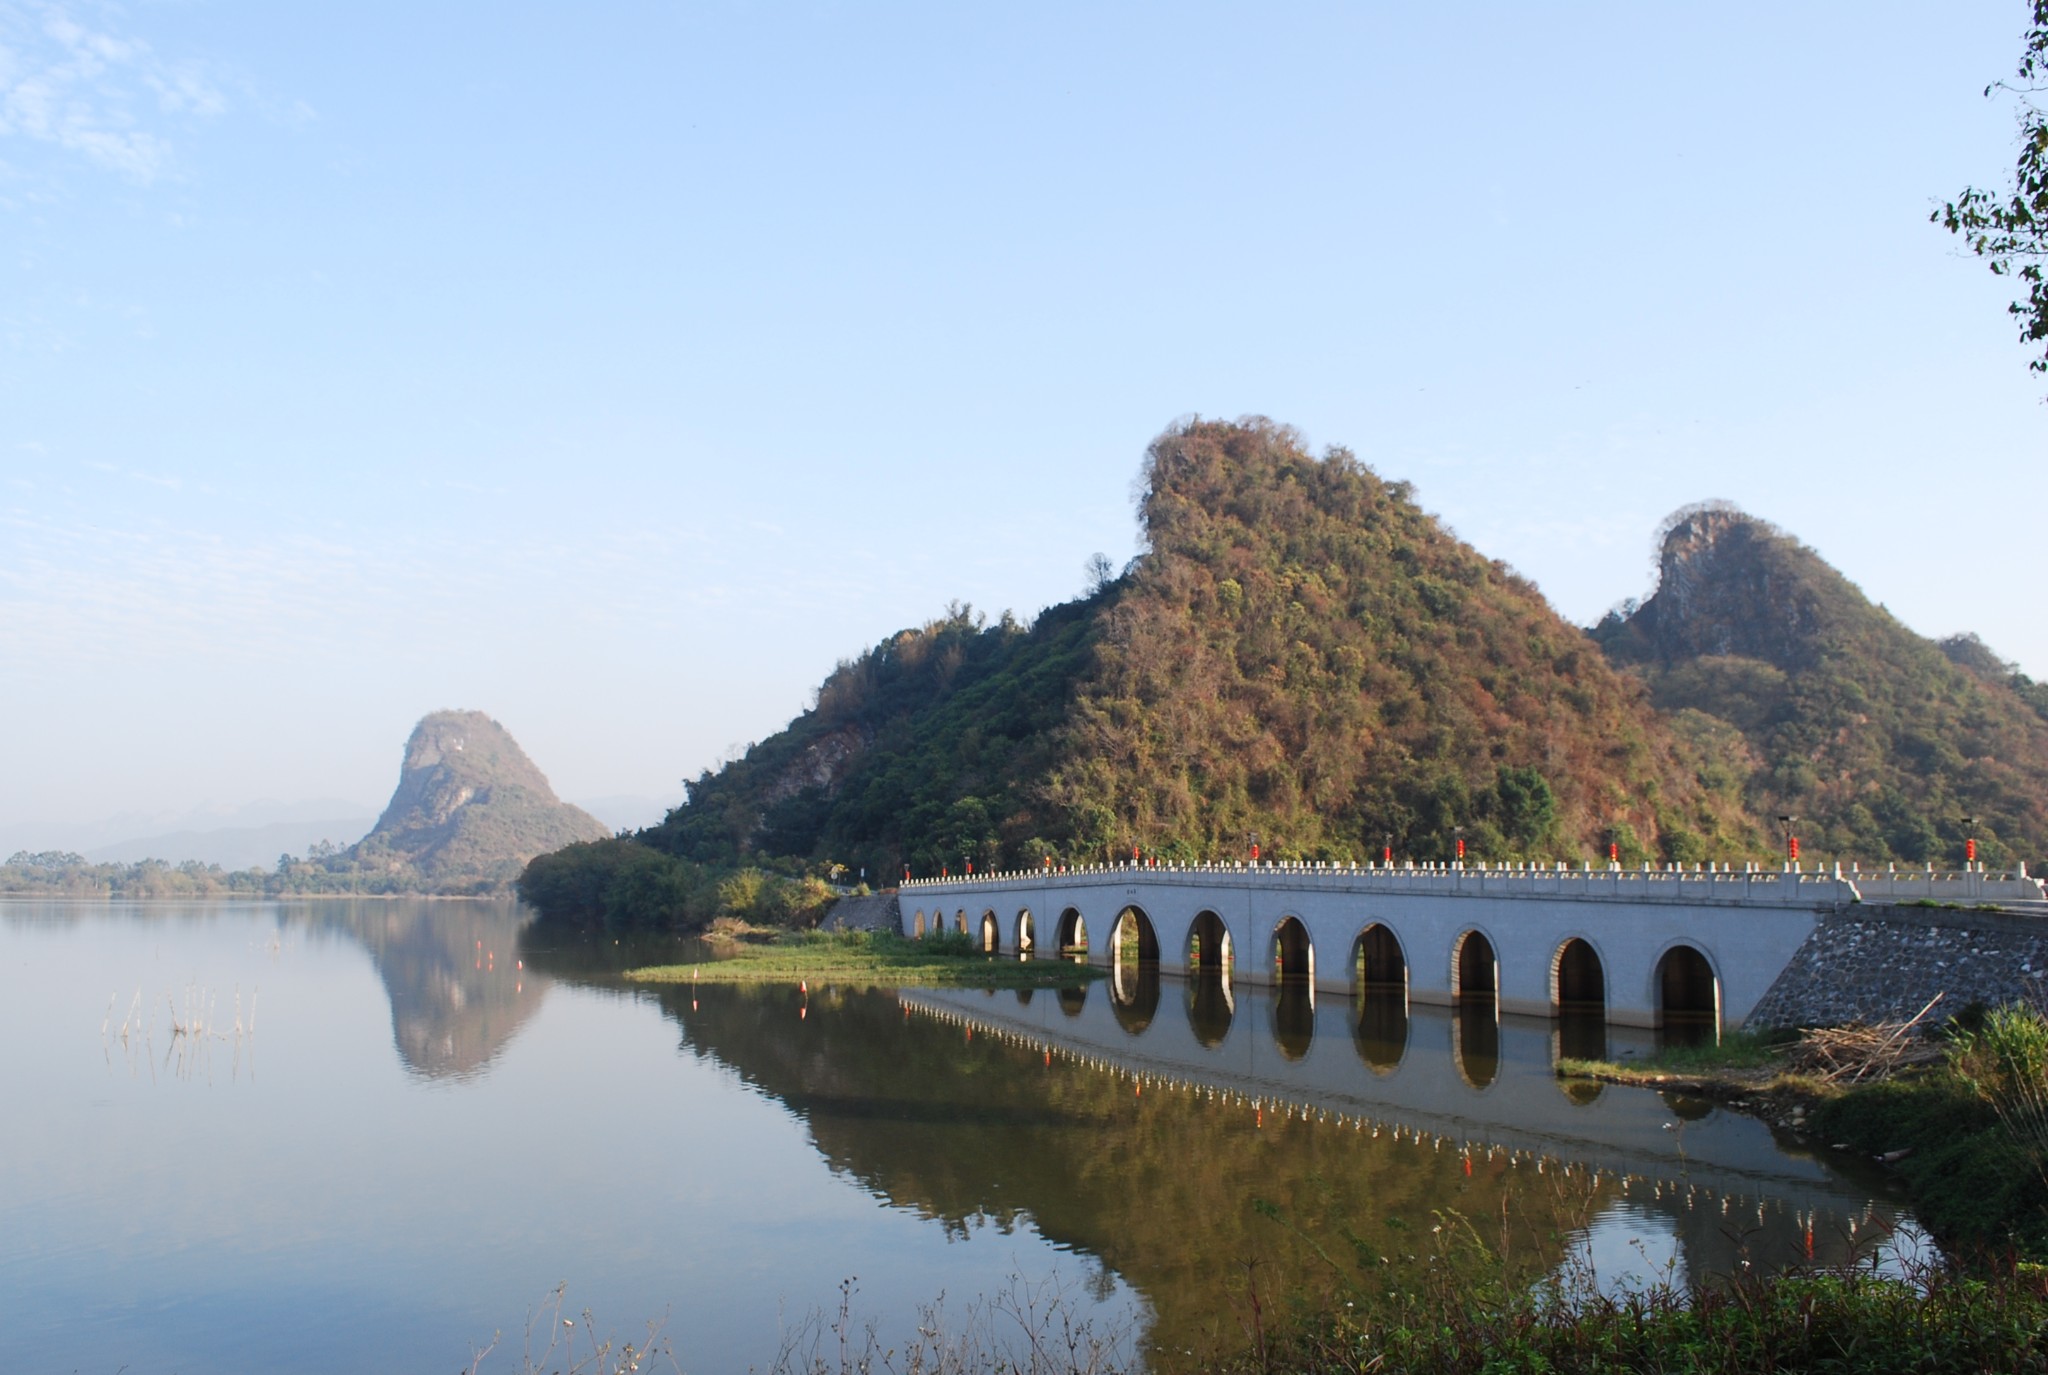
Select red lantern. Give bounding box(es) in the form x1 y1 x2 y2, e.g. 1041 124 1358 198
1967 837 1978 863
1383 845 1393 864
1455 836 1466 861
1608 843 1619 863
1250 843 1260 862
1787 835 1800 863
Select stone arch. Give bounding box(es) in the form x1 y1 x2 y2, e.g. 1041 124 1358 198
1056 907 1088 958
1552 936 1608 1062
1015 909 1035 956
1655 943 1722 1042
1271 915 1315 986
1186 911 1233 975
1353 923 1407 993
1552 937 1606 1013
1451 929 1498 1004
980 910 1001 954
1112 905 1160 968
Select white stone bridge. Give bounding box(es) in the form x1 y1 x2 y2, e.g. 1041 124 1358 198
899 860 2044 1031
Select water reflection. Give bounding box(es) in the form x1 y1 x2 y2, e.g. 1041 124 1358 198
1187 969 1234 1047
1109 961 1159 1036
290 900 551 1081
1454 999 1500 1089
1352 985 1408 1073
1270 981 1315 1061
1058 983 1089 1017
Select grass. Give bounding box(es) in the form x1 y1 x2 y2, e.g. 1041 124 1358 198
1198 1269 2048 1375
1555 1027 1795 1084
624 928 1104 990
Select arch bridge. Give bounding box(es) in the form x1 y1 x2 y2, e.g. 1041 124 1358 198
899 860 2043 1031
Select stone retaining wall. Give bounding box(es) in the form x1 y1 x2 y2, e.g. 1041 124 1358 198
821 891 899 932
1747 903 2048 1027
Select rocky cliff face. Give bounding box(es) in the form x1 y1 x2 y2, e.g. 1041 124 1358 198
351 711 608 889
1601 505 1832 670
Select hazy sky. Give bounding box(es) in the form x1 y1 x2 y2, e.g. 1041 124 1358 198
3 2 2043 831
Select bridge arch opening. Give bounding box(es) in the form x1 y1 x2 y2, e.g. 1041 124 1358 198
1271 916 1315 986
1353 923 1407 992
980 910 1001 955
1015 910 1035 957
1552 936 1608 1061
1187 911 1234 976
1112 906 1160 970
1657 944 1722 1045
1452 930 1498 1005
1351 923 1408 1073
913 911 926 938
1056 908 1088 960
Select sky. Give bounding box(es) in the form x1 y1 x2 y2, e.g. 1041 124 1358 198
2 1 2043 837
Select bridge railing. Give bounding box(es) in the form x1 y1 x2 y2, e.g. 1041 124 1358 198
898 858 2044 908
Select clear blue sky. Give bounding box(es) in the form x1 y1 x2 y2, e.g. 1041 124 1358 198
3 1 2043 829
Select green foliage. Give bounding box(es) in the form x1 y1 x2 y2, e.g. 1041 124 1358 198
1221 1270 2048 1375
1935 0 2048 376
515 839 836 934
1598 508 2048 867
1811 1009 2048 1262
625 929 1097 988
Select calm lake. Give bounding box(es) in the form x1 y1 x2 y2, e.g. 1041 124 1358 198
1 898 1919 1374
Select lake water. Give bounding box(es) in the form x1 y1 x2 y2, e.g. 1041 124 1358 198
1 899 1918 1374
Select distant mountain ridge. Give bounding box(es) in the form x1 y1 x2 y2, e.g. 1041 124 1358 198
1593 504 2048 866
348 711 608 889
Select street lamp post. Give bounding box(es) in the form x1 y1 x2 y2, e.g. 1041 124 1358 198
1962 816 1980 870
1777 815 1799 869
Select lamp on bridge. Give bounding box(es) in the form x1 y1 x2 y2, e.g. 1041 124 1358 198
1248 831 1260 864
1382 832 1393 865
1777 815 1799 869
1454 825 1466 865
1962 816 1980 869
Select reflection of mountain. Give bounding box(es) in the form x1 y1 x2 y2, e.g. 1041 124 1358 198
517 952 1904 1359
290 899 549 1080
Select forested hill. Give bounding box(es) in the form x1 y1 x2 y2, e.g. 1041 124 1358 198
1592 505 2048 867
635 418 1758 884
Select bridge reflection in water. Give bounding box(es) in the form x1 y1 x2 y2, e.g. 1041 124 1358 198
903 967 1916 1289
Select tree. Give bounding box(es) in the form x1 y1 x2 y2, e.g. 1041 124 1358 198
1936 1 2048 375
